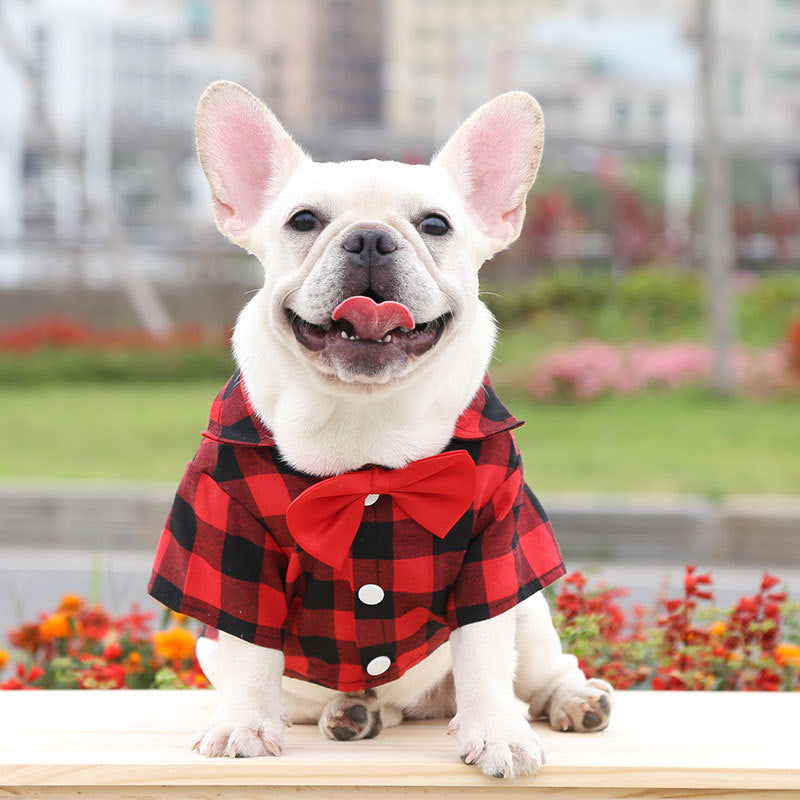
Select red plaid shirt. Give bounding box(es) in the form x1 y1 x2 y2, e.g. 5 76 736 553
148 371 565 691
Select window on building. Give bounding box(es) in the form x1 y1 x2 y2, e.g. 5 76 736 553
613 98 631 133
729 70 744 116
649 98 665 132
186 1 212 40
773 29 800 45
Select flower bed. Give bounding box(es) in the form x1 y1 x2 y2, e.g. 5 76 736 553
555 567 800 691
1 567 798 691
0 596 207 690
0 315 233 383
527 338 799 401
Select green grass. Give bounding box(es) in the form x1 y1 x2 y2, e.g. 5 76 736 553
1 380 798 495
0 381 221 483
505 388 800 496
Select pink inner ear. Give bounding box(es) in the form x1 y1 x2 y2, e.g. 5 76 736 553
462 107 535 238
203 100 278 231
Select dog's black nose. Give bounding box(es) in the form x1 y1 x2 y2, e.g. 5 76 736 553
343 229 397 259
340 228 401 300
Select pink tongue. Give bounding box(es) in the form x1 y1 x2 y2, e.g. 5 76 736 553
332 296 415 340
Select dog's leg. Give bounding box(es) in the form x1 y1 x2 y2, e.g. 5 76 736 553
449 608 545 779
193 631 289 758
514 592 613 732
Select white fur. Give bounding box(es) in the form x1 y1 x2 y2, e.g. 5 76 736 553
189 82 612 778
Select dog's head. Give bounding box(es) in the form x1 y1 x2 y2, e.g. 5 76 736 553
196 82 544 391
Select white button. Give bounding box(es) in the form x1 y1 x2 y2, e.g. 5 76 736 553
358 583 385 605
366 655 391 676
364 493 380 506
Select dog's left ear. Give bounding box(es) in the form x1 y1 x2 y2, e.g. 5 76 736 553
431 92 544 256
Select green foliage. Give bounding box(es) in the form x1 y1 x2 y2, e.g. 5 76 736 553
617 267 704 330
739 272 800 346
484 267 800 346
0 346 235 385
153 667 190 690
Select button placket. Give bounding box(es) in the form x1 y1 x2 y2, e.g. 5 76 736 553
351 496 393 680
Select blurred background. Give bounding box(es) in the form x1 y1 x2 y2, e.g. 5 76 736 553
0 0 799 646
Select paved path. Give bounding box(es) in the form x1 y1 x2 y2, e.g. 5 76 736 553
2 547 798 640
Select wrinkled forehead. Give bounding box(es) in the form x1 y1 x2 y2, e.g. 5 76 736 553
276 159 461 221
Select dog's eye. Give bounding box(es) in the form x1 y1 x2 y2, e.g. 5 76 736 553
288 210 319 232
418 214 450 236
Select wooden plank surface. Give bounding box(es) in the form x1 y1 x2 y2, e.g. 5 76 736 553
0 690 798 794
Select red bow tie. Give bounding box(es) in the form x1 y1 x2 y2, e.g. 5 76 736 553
286 450 477 569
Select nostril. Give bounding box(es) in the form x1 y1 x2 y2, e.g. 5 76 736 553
375 233 397 255
343 229 397 257
343 232 365 253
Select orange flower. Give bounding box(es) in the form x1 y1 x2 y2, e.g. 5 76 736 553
58 594 84 616
170 611 188 626
709 621 726 638
0 649 9 670
153 628 195 661
775 643 800 668
125 651 144 674
39 613 72 641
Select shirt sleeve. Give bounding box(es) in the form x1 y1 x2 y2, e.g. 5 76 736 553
446 438 565 630
148 462 288 649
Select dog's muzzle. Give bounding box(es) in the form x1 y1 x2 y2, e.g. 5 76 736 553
287 295 451 378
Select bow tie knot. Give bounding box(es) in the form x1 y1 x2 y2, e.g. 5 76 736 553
369 467 394 496
286 450 477 569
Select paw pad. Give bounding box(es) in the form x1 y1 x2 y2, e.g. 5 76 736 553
548 678 613 733
321 691 383 741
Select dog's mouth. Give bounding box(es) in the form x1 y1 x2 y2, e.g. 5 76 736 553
287 296 451 367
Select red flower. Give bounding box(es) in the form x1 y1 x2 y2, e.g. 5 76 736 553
755 668 782 692
114 606 154 641
26 665 45 683
80 608 111 642
761 573 781 592
103 643 123 661
8 624 42 653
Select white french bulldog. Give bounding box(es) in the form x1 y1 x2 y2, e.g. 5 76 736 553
165 81 612 779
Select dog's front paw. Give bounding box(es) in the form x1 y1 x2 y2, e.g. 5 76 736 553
548 678 613 733
192 707 289 758
449 713 546 779
319 690 383 741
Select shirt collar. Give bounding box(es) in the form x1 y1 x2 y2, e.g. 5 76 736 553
202 370 522 448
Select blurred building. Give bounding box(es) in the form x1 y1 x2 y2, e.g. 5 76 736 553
207 0 383 130
0 0 251 287
383 0 557 137
1 0 798 294
430 0 800 232
420 0 800 152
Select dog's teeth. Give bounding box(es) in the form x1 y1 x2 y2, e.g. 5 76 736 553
399 326 410 333
341 330 348 339
349 335 360 340
382 334 392 343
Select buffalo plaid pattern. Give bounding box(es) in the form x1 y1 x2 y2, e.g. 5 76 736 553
149 371 565 691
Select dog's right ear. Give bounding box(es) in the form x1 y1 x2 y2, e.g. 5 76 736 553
196 81 309 249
